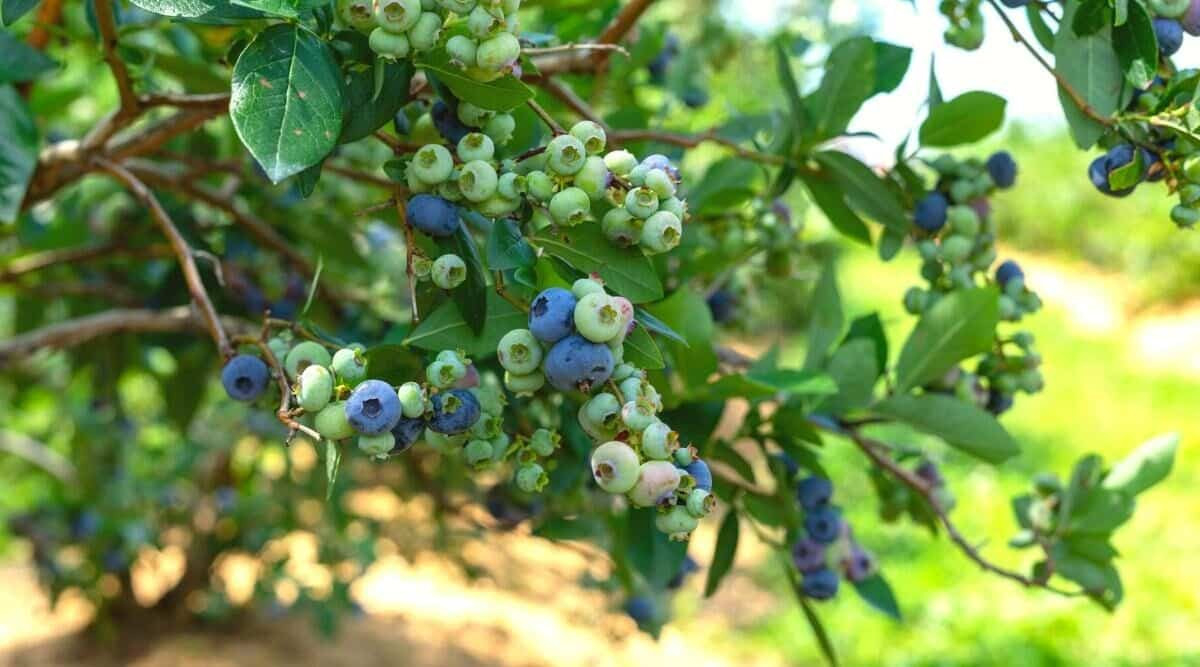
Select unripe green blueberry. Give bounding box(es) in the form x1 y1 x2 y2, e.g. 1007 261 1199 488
940 235 973 264
640 210 682 254
369 27 411 59
298 364 334 412
268 335 291 363
1018 369 1044 393
425 427 468 452
427 356 466 388
458 160 499 203
604 150 638 176
625 187 660 219
438 0 476 12
412 144 454 184
529 428 560 457
628 164 648 186
628 460 681 507
515 462 548 493
612 363 639 382
315 401 356 440
569 121 607 155
659 196 687 221
994 373 1019 394
285 341 332 380
505 370 545 395
524 170 555 202
673 445 696 467
643 168 676 199
1179 184 1200 206
577 402 617 441
397 381 426 418
476 194 520 217
655 504 698 539
457 132 495 162
547 134 587 175
640 420 678 460
445 34 478 67
1149 0 1190 18
949 179 975 203
497 172 525 200
467 5 500 36
408 12 443 51
457 101 493 127
602 208 639 246
685 488 714 518
331 345 367 385
572 278 606 299
483 113 516 145
464 439 494 467
574 292 623 342
376 0 421 32
431 253 467 289
575 156 611 200
476 32 520 71
621 400 656 432
340 0 376 30
470 385 505 416
406 162 433 193
1171 204 1200 228
497 328 543 375
916 240 938 261
947 205 980 236
920 258 943 282
619 375 647 404
590 440 640 493
359 431 396 457
903 287 928 315
549 187 591 225
583 392 621 431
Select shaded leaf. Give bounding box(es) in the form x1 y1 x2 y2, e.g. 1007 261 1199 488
874 393 1020 463
852 573 901 620
533 224 662 303
0 30 55 84
0 85 38 224
704 510 740 597
420 50 532 112
894 287 999 393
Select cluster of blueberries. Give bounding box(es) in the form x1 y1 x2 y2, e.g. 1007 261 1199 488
340 0 523 81
792 476 876 600
907 152 1044 415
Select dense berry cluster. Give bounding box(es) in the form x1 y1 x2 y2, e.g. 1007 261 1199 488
340 0 523 82
792 476 877 600
906 152 1044 415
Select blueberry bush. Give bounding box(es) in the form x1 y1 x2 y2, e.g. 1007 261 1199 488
0 0 1183 660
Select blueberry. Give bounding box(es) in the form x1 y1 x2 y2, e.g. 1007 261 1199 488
544 334 614 393
667 555 699 590
707 288 736 324
390 415 426 454
1155 18 1184 56
994 259 1024 289
345 379 403 435
647 33 679 82
1089 145 1140 197
428 388 481 434
683 459 712 492
913 192 949 231
628 460 682 507
801 568 840 600
476 32 521 71
528 287 578 343
681 87 709 108
624 595 656 624
985 151 1017 188
685 488 714 517
656 504 699 537
791 537 827 573
591 440 640 493
915 459 945 487
1184 0 1200 35
986 390 1015 415
221 354 270 402
797 476 833 510
432 100 472 143
841 544 877 583
1000 0 1030 6
804 506 842 544
406 194 460 237
284 341 331 381
315 401 356 440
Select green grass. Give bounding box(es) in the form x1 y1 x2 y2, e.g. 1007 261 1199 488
698 247 1199 666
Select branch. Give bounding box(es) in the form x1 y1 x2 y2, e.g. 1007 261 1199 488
0 306 250 367
609 129 789 166
592 0 657 67
527 99 565 135
535 78 608 128
93 159 233 359
0 241 170 282
394 187 421 324
89 0 140 150
0 430 76 483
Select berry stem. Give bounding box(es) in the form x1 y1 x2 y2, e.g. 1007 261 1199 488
527 99 566 135
393 187 422 325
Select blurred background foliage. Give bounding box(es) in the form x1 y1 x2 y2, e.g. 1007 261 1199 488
0 0 1195 665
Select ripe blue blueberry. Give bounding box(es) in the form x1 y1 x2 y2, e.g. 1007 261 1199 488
681 86 709 109
624 595 656 624
985 151 1017 188
345 379 403 435
1089 145 1140 197
528 287 578 343
707 288 736 324
667 555 699 590
841 544 877 583
915 459 945 487
683 459 712 492
432 100 472 143
791 537 827 573
544 334 614 393
407 194 460 237
994 259 1024 288
999 0 1030 7
987 389 1015 416
804 505 843 544
390 415 426 454
913 191 949 231
797 476 833 510
221 354 270 401
1155 18 1184 56
428 388 481 434
647 33 679 81
801 568 840 600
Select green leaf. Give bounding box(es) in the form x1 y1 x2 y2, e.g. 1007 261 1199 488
1049 542 1123 598
486 217 536 270
363 343 422 385
704 510 740 597
626 508 688 589
324 440 340 501
420 50 533 112
1072 0 1111 35
749 368 839 396
0 85 38 224
813 151 909 234
532 224 662 303
804 261 843 370
815 339 879 416
635 308 688 347
1108 148 1144 190
403 291 525 358
918 91 1007 147
872 41 912 94
928 56 943 107
1067 487 1134 534
230 0 327 17
874 393 1020 463
436 222 489 334
1102 432 1177 496
129 0 263 20
711 441 756 484
1112 0 1157 89
894 287 999 393
647 289 716 387
744 492 788 527
1026 5 1056 50
790 575 839 666
1055 0 1124 148
806 36 876 141
0 30 55 84
230 24 343 183
687 158 763 215
622 324 664 370
844 313 888 373
799 169 872 245
852 573 901 620
339 58 413 143
774 41 807 136
1 0 39 25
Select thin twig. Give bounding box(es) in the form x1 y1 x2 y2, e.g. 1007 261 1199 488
394 187 421 324
88 0 140 150
0 242 170 282
592 0 657 68
524 43 630 58
609 129 788 166
527 99 565 135
0 430 77 483
94 158 233 359
355 198 397 217
323 163 396 189
233 332 324 443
